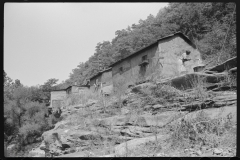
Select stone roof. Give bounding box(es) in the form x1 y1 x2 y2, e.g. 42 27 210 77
89 67 112 80
109 32 196 67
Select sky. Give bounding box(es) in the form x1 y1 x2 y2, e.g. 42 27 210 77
4 2 169 87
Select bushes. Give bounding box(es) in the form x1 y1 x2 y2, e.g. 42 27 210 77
219 72 237 90
19 124 42 143
169 110 235 150
5 101 55 149
151 83 183 105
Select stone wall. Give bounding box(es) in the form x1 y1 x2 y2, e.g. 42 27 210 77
101 70 113 87
157 35 202 79
90 74 102 91
71 86 79 93
90 70 113 92
112 43 158 88
50 91 67 109
78 87 90 93
112 34 203 88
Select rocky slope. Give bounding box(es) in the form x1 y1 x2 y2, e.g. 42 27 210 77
28 58 237 157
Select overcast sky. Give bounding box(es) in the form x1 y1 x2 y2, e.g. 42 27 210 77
4 2 169 87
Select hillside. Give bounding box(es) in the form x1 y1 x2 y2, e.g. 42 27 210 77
4 2 236 158
27 58 236 157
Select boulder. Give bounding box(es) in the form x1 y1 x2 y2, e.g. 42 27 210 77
29 148 45 157
156 72 228 90
213 148 223 155
7 144 16 151
131 82 157 94
169 104 237 127
229 67 237 74
73 105 84 109
39 142 47 150
85 99 97 107
78 132 103 141
152 104 165 109
120 128 141 138
132 112 182 127
207 56 237 73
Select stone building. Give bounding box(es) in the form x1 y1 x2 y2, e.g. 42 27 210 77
50 84 90 109
50 89 67 110
65 85 90 94
109 32 204 88
89 68 113 94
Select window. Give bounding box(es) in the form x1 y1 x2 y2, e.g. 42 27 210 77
142 55 148 61
119 67 123 74
139 55 149 67
119 67 123 72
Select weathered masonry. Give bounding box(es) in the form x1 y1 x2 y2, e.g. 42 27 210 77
109 32 204 88
50 89 67 110
89 68 113 94
50 85 90 109
65 85 90 94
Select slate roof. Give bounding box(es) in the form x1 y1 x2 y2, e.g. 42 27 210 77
89 67 112 80
51 84 89 92
109 32 196 67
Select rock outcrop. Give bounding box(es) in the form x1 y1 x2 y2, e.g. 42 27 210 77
31 57 236 157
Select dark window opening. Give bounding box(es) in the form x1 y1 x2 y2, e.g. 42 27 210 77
119 67 123 74
139 55 149 67
142 55 148 61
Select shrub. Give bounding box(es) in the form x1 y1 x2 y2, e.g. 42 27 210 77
19 123 42 140
169 109 236 150
152 83 182 105
188 75 209 101
220 71 237 90
47 114 60 127
113 77 129 107
24 101 47 118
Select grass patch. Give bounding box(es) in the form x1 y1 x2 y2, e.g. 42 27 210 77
168 109 236 151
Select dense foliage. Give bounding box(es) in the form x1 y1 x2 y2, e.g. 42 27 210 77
4 71 62 156
64 2 236 86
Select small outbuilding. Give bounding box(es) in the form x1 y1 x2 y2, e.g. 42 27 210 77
50 88 67 110
50 84 90 109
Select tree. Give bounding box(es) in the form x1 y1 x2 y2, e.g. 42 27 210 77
14 79 22 88
40 78 59 101
4 71 15 104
